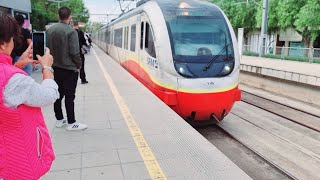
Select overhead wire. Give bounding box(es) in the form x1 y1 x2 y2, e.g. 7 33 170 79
123 0 135 12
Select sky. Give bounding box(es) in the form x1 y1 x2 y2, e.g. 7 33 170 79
83 0 137 23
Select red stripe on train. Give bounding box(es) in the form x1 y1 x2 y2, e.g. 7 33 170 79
121 60 241 121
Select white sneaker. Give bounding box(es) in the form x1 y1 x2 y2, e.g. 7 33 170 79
66 122 88 131
56 119 67 128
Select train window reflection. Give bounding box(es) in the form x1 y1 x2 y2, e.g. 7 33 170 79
130 25 136 52
145 22 157 58
168 17 233 61
114 28 123 48
106 30 110 44
124 27 129 50
140 22 144 49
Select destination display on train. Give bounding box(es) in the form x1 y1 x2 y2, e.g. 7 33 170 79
176 9 213 16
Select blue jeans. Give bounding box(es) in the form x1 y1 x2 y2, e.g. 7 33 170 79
13 56 33 76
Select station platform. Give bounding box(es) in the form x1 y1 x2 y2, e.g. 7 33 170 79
36 46 251 180
240 56 320 87
240 55 320 107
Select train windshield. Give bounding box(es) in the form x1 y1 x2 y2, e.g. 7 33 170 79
158 0 235 78
169 16 233 60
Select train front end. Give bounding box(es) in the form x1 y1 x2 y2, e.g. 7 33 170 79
158 0 241 122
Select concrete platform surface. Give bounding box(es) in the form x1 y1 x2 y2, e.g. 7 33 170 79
34 46 252 180
240 56 320 87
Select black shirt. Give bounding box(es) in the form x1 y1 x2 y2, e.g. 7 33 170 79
12 28 31 57
75 29 87 55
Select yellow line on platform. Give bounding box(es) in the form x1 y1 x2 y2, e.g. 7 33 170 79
93 49 167 180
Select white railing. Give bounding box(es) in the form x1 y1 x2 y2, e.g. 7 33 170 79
242 45 320 63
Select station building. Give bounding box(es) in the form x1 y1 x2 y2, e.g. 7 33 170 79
0 0 32 29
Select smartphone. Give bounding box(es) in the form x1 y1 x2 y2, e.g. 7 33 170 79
32 32 46 60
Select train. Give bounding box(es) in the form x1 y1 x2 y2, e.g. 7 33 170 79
93 0 241 123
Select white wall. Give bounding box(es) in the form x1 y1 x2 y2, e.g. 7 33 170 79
1 0 31 13
245 31 276 54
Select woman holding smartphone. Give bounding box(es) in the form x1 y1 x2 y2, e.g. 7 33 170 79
0 11 58 179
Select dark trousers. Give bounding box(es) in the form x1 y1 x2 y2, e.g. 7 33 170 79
53 67 79 124
80 54 87 82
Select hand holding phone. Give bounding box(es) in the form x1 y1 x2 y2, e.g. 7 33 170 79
36 48 53 67
32 32 46 60
13 43 37 69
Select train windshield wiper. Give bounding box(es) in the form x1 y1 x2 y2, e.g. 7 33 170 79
202 43 230 72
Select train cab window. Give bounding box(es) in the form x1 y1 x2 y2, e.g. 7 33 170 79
145 22 156 58
157 1 235 78
140 22 144 49
130 25 136 52
124 26 129 50
114 28 123 48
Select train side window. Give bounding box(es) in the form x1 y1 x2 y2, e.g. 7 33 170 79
114 28 123 48
124 26 129 50
106 30 109 44
103 28 107 42
140 22 144 49
111 30 114 45
106 30 110 44
145 22 156 58
130 25 136 52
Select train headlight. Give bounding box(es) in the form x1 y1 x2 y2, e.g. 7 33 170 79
179 67 185 74
219 63 233 76
224 65 231 73
175 63 195 78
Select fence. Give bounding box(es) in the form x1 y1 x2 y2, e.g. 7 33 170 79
243 45 320 64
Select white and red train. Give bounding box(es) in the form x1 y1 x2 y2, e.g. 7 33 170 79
93 0 241 123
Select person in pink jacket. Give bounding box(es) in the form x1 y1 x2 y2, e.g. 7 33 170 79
0 11 59 179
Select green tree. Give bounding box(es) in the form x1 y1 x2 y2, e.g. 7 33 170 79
84 21 102 33
255 0 279 32
212 0 257 34
31 0 90 30
63 0 89 23
276 0 305 29
294 0 320 47
211 0 320 48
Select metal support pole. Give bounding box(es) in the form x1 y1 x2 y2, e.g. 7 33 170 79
259 0 269 57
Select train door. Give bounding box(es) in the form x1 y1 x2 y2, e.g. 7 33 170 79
139 13 159 88
137 13 144 80
139 12 151 83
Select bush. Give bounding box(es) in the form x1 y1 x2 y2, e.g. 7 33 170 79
243 51 320 64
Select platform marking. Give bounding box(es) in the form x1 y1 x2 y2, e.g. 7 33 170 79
93 49 167 180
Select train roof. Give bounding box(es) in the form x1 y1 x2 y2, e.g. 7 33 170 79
101 0 222 28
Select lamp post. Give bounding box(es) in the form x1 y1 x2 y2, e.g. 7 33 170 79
48 0 70 9
259 0 269 57
235 0 269 57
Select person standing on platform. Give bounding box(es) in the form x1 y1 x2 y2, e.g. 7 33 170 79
85 32 92 53
11 14 33 75
46 7 88 130
73 20 88 84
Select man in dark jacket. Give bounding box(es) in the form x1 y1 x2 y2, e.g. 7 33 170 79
73 20 88 84
46 7 87 131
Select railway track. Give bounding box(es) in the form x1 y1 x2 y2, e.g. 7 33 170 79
197 124 296 180
198 90 320 179
241 91 320 133
218 125 297 180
